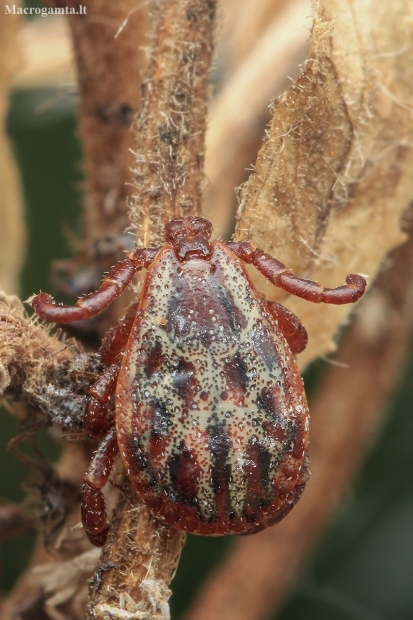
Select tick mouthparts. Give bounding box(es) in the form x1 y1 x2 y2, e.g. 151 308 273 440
176 240 212 260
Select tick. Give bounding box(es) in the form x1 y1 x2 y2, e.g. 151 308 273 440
29 217 366 545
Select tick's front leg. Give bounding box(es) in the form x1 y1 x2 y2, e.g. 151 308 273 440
28 247 159 323
227 241 366 304
81 428 118 547
265 301 308 353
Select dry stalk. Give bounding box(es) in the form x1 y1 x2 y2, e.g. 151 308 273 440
87 2 217 618
129 0 216 249
60 0 150 245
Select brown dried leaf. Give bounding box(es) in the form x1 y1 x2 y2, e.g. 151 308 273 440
236 0 413 367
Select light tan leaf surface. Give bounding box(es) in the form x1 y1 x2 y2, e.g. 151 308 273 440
236 0 413 367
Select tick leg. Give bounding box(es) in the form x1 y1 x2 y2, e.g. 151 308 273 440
85 363 120 438
85 303 139 437
266 301 308 354
81 428 118 547
226 241 366 304
28 247 159 323
100 302 139 365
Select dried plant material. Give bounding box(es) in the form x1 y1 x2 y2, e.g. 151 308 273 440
30 549 100 620
130 0 217 248
86 2 216 617
205 0 311 236
0 443 95 620
63 0 150 244
236 0 413 367
0 292 70 399
184 208 413 617
87 491 185 620
0 9 26 294
13 16 75 89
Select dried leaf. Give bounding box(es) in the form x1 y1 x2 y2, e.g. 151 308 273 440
236 0 413 366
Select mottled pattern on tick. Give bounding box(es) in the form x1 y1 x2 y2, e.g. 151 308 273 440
116 242 309 535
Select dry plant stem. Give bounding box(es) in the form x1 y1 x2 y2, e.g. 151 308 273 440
131 0 217 248
87 491 185 620
184 211 413 620
0 6 25 294
0 294 72 397
0 445 94 620
87 1 217 616
0 295 94 619
61 0 150 243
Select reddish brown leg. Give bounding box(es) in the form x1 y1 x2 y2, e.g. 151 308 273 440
84 303 139 437
227 241 367 304
81 428 118 547
100 301 139 364
266 301 308 354
85 363 120 438
28 247 159 323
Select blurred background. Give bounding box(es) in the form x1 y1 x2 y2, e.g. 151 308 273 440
1 3 413 620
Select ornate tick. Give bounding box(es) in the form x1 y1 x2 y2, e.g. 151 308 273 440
29 217 366 546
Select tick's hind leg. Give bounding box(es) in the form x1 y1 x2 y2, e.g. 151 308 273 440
81 428 118 547
266 301 308 354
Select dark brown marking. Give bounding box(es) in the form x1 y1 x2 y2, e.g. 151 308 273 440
144 340 167 378
243 435 273 523
251 321 279 370
166 273 194 341
215 283 247 335
168 443 202 507
223 353 249 404
208 423 232 519
257 385 287 420
172 357 198 402
124 434 152 488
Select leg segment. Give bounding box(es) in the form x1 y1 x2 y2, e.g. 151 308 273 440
100 302 139 365
84 363 120 438
227 241 366 304
28 247 159 323
84 302 138 436
266 301 308 354
81 428 118 547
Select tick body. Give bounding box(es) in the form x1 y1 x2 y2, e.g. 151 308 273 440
30 217 366 545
